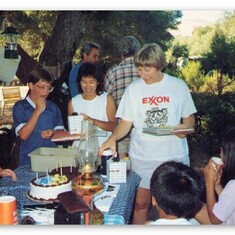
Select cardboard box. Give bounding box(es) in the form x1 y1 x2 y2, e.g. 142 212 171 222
29 147 79 172
68 114 83 134
107 158 126 184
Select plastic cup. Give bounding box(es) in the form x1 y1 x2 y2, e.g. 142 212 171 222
0 196 18 225
211 157 223 171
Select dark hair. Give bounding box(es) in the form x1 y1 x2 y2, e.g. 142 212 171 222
28 67 53 85
150 161 203 219
221 127 235 186
80 42 100 59
76 62 104 95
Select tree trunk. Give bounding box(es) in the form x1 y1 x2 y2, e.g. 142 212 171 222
39 11 93 131
39 11 92 68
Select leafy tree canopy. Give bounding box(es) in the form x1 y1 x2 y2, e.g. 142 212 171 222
0 10 182 65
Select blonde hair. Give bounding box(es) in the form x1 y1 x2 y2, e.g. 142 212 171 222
134 43 166 70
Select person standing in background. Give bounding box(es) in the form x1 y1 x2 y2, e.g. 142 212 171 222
69 42 100 98
105 36 141 158
13 68 65 166
99 43 197 224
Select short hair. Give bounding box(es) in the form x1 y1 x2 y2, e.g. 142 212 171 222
150 161 203 219
134 43 166 71
80 42 100 59
76 62 104 95
118 36 140 57
28 67 53 85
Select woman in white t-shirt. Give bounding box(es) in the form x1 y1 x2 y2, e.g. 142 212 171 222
67 62 117 148
99 43 197 224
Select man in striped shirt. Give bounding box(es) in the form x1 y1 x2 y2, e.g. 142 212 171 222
105 36 141 158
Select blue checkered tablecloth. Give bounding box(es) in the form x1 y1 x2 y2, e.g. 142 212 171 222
104 214 125 225
0 165 141 224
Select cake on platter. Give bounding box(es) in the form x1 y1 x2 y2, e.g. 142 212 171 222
28 174 72 202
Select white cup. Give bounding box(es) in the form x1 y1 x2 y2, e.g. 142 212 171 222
211 157 223 171
47 213 54 225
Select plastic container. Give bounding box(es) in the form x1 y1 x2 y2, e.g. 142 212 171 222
29 147 79 172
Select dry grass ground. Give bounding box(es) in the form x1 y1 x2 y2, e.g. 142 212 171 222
0 112 13 127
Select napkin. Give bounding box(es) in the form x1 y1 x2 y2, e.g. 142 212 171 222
93 183 120 212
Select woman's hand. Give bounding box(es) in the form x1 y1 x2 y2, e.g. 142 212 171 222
0 168 17 181
81 113 93 121
98 136 117 157
175 132 187 138
204 159 220 185
174 123 194 139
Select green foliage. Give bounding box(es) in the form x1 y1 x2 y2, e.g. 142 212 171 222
180 61 205 92
208 29 231 74
189 92 235 156
85 11 182 63
1 11 58 60
202 70 235 95
171 43 188 58
163 67 180 78
220 11 235 38
5 10 181 64
166 11 235 98
188 26 215 56
165 35 189 65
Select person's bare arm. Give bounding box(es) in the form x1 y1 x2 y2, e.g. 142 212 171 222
175 114 195 138
204 160 223 224
181 114 195 128
18 98 46 140
67 99 74 116
84 94 117 131
98 119 132 156
194 202 212 224
0 167 17 181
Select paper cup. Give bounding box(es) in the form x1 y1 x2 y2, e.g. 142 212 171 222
47 213 54 225
211 157 223 171
0 196 18 225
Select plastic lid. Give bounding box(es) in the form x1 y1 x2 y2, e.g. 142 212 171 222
102 149 113 156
